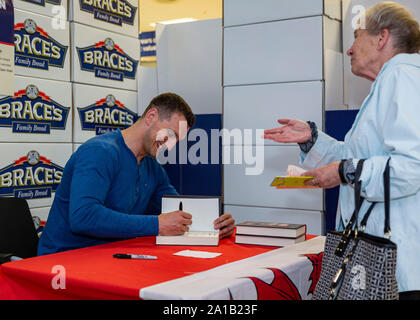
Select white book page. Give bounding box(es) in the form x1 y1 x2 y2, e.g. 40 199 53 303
161 197 219 232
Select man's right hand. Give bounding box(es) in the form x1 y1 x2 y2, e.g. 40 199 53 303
158 210 192 235
263 119 312 144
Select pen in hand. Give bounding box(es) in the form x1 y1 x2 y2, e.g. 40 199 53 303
113 254 157 260
179 201 183 211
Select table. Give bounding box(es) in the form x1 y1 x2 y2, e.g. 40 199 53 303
0 234 324 300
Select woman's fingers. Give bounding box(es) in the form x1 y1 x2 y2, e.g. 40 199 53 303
277 119 292 125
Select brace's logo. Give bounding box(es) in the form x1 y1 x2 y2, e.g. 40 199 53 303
0 151 64 200
14 19 68 70
0 84 70 134
78 94 138 135
77 37 138 82
79 0 137 26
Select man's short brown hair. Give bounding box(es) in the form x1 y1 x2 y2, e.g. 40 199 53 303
142 93 195 128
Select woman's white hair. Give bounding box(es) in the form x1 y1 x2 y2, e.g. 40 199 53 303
364 1 420 53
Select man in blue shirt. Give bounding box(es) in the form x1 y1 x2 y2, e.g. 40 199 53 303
38 93 234 255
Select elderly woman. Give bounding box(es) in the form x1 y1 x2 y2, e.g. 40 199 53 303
264 2 420 299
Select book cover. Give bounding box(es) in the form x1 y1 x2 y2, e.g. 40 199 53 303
235 234 306 247
270 176 318 189
236 221 306 238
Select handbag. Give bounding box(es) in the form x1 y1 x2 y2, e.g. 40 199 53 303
313 158 399 300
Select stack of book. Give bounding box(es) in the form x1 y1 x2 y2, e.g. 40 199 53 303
235 221 307 247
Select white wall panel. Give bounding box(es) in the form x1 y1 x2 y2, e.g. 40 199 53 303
224 0 341 27
226 205 325 235
223 145 323 211
138 66 158 115
0 76 72 142
0 143 72 209
323 16 344 110
323 16 344 111
324 50 345 110
14 9 70 82
156 19 222 114
223 2 344 237
324 0 343 21
224 17 324 86
71 22 140 91
223 81 323 145
73 83 138 143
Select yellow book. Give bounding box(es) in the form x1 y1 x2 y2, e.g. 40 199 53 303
270 176 317 189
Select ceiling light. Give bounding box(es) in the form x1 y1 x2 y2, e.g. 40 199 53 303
150 18 197 27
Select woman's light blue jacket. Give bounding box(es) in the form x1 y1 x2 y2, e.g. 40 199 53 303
301 53 420 292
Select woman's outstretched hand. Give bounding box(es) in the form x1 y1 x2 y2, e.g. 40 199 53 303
263 119 312 144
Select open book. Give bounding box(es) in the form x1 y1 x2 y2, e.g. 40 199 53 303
156 195 221 246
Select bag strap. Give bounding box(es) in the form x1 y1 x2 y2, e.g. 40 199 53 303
353 159 365 231
335 159 366 257
359 158 391 237
346 159 366 229
360 202 376 231
383 158 391 237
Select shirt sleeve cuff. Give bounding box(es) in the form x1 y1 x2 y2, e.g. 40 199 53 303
298 121 318 153
151 215 160 236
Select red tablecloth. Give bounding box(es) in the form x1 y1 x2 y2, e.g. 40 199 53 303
0 234 319 300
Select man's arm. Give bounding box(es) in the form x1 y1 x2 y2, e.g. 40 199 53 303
68 146 159 238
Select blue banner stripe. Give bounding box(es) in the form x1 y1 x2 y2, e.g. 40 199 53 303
0 0 14 45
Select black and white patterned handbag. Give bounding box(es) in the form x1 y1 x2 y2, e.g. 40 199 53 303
313 159 399 300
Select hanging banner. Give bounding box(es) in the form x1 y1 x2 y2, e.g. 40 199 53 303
0 0 14 96
139 31 156 59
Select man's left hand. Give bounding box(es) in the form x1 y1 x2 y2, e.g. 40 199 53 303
214 213 235 239
302 162 341 189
